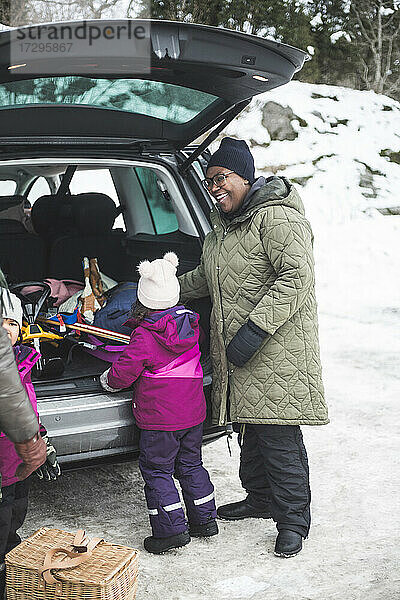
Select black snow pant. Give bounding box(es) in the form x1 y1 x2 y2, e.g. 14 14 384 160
238 424 311 538
0 477 31 598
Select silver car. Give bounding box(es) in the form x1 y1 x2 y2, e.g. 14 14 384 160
0 19 307 465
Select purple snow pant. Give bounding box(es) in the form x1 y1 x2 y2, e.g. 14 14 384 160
139 423 217 538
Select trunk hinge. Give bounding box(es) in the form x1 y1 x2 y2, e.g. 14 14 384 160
178 100 251 174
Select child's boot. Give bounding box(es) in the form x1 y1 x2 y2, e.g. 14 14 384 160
144 531 191 554
189 519 219 538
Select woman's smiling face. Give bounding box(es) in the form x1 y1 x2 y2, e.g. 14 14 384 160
206 166 251 214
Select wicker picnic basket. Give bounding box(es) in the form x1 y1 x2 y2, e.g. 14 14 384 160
5 527 139 600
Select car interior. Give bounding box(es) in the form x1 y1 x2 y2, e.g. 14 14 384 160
0 161 211 390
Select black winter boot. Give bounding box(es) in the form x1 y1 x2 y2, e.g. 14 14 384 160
274 530 303 557
217 499 272 521
143 531 191 554
189 519 219 538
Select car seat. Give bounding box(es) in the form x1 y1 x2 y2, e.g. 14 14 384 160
0 195 46 283
0 194 31 211
31 193 77 243
32 192 132 281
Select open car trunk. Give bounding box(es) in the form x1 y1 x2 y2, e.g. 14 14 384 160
2 155 218 464
0 19 308 149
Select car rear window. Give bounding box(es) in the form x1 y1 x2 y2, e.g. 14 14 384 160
0 180 16 195
0 76 218 124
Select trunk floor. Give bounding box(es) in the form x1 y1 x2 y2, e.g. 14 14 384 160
32 345 109 383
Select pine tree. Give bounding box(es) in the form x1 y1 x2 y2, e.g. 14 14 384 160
190 0 224 26
0 0 29 25
306 0 357 86
220 0 287 35
275 1 320 83
0 0 9 25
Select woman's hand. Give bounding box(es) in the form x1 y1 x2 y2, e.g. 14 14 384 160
14 434 47 481
226 320 270 367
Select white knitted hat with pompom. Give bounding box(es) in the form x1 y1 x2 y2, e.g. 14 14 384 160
137 252 180 310
1 290 23 329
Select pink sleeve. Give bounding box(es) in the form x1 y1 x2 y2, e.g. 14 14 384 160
107 330 147 389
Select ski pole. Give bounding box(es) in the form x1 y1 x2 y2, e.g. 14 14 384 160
38 318 130 344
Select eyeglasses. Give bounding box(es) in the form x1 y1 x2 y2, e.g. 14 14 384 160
202 171 235 191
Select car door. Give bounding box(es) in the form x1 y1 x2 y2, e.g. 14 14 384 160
0 20 307 150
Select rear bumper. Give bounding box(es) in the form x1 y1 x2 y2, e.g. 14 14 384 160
39 390 227 468
38 390 137 460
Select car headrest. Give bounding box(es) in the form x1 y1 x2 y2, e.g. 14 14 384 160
31 193 118 239
31 194 75 239
73 193 119 234
0 195 30 212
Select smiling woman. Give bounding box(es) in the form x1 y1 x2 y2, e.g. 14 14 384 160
179 136 328 558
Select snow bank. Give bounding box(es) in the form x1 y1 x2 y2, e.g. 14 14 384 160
218 81 400 319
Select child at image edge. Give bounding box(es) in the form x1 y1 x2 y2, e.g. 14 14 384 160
0 292 60 597
100 252 218 554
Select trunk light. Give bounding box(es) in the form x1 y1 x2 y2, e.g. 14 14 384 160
8 64 27 70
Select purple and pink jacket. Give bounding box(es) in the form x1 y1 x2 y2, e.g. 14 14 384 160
0 345 40 487
107 306 206 431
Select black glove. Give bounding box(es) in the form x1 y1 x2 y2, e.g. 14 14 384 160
35 433 61 481
226 320 270 367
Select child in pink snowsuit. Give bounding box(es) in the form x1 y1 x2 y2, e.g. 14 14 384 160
100 252 218 554
0 291 61 596
0 292 40 580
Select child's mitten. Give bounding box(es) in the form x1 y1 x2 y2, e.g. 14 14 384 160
100 368 122 392
35 425 61 481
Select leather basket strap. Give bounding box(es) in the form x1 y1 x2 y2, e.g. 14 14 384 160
73 529 102 553
73 529 88 550
40 531 103 584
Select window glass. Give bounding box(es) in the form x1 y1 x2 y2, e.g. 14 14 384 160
135 168 178 235
28 177 51 204
69 168 125 230
0 77 218 125
192 159 205 179
0 180 16 195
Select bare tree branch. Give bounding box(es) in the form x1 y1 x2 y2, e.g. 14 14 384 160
351 4 377 45
24 0 130 23
351 0 400 96
360 55 372 89
386 71 400 94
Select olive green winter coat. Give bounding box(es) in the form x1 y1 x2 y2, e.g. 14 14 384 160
179 178 328 427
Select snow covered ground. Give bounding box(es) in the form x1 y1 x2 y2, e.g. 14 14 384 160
22 82 400 599
23 303 400 599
